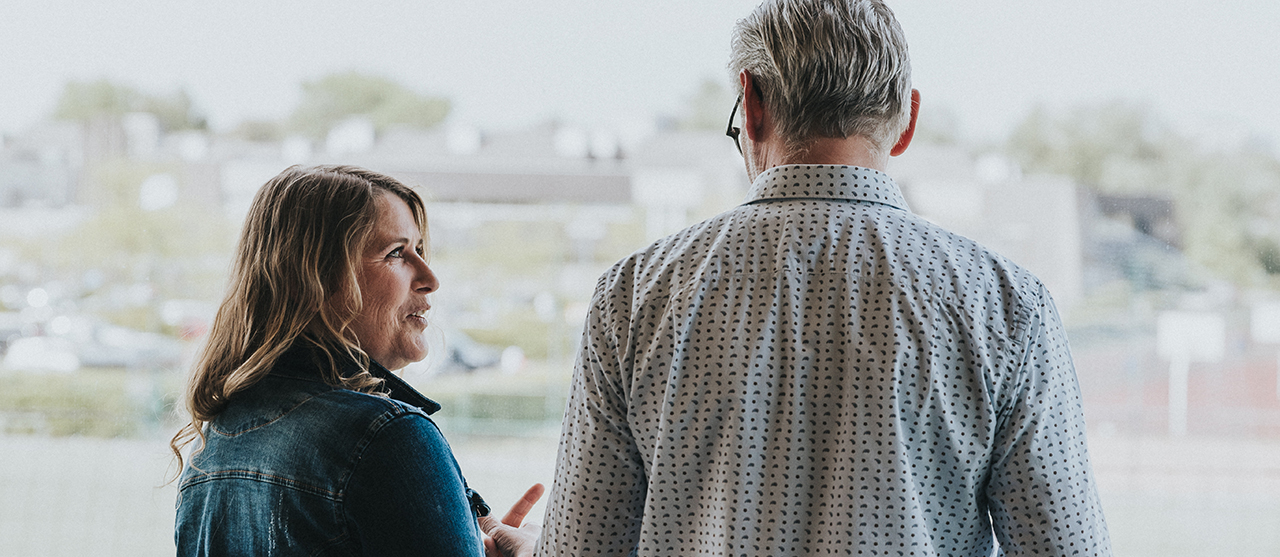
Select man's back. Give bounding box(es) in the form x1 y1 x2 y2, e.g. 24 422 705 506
540 165 1109 556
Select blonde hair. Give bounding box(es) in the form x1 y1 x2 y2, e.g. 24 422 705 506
169 164 428 471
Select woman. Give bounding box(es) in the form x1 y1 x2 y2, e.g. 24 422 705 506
170 165 539 556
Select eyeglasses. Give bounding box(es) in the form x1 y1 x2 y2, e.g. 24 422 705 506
725 94 742 155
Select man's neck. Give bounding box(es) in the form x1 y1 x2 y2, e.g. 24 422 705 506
785 135 887 170
749 134 888 182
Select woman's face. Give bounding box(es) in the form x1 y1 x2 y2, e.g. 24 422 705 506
348 193 439 370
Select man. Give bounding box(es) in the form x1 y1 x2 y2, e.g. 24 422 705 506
539 0 1111 555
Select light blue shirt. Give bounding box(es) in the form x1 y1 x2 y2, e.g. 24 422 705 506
540 165 1111 556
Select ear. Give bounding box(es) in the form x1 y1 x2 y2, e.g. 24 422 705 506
889 89 920 157
739 70 769 142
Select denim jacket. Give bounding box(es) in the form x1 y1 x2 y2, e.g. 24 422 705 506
176 346 485 556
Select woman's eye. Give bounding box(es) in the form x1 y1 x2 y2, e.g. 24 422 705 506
388 247 404 259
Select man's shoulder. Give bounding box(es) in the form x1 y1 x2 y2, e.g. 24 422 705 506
912 213 1045 290
889 212 1053 338
591 195 1050 323
592 208 741 299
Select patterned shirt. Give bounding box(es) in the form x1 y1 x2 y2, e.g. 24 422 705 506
539 165 1111 556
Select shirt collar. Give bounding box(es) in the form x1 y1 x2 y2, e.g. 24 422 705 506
273 343 442 415
744 164 910 212
371 361 442 414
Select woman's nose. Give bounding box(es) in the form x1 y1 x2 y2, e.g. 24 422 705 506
416 258 438 293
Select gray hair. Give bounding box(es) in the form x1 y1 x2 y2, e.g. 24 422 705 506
729 0 912 155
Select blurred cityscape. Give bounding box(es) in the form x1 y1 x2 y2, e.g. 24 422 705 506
3 74 1280 439
2 74 1280 555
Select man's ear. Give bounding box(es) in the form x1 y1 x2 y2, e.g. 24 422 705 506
740 70 769 142
889 89 920 157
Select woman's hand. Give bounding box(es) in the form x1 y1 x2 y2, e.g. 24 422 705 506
478 483 545 557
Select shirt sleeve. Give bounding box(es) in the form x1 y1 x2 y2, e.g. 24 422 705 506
985 284 1112 556
344 413 485 557
538 293 648 556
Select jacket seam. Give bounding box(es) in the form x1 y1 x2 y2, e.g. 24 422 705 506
335 404 430 553
179 469 341 501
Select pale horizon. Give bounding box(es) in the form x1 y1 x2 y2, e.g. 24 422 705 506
2 0 1277 149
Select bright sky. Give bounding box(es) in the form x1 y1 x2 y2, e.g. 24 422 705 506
2 0 1277 147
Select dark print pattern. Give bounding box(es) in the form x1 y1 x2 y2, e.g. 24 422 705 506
540 165 1110 557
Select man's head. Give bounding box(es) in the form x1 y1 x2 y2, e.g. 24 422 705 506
729 0 912 158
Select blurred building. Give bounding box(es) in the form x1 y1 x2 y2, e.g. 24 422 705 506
0 121 79 208
890 146 1085 311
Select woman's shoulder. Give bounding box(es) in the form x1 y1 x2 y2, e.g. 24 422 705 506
190 378 438 491
216 374 422 434
309 384 431 431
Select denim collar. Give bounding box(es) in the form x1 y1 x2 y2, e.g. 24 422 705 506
272 343 442 415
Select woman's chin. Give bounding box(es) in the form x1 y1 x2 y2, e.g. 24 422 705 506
381 345 429 371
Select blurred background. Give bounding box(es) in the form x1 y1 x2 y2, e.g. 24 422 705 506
1 1 1279 555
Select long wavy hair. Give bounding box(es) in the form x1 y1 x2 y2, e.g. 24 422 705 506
169 164 429 471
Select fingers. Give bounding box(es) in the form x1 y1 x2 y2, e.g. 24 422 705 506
479 514 542 557
478 515 499 535
477 515 513 541
501 483 546 527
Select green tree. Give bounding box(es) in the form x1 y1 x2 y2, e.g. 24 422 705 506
54 80 142 121
231 120 285 142
288 72 450 138
1005 102 1280 287
53 79 206 131
142 89 207 131
1007 101 1176 192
